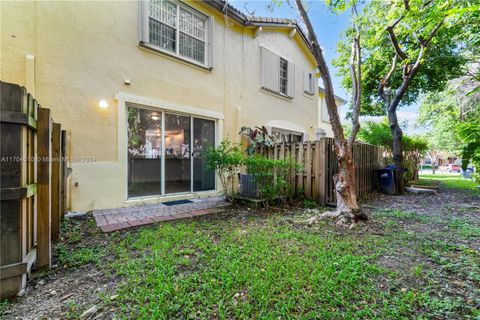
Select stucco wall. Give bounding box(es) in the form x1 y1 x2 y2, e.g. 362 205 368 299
1 0 326 211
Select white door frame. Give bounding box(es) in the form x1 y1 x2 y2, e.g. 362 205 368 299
116 92 224 202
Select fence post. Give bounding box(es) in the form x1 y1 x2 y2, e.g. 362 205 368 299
0 84 31 297
312 141 320 202
60 130 67 217
297 143 304 194
37 107 51 268
51 123 61 241
317 139 326 205
290 142 296 194
305 141 312 199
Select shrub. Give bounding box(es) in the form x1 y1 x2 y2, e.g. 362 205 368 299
205 140 244 203
244 154 302 207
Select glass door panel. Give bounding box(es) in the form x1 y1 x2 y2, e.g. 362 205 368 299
127 106 162 197
165 113 191 194
193 118 215 191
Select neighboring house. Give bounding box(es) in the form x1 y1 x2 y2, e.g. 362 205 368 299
317 87 347 138
1 0 338 211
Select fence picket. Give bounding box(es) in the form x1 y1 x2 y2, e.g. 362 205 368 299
259 138 384 205
305 142 312 198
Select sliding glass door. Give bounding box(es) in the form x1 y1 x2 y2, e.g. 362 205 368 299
164 113 191 194
127 104 215 198
193 118 215 191
127 107 162 197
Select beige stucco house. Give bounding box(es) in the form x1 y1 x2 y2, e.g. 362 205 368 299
1 0 341 211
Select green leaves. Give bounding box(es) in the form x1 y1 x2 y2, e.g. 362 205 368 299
239 126 275 156
205 140 244 200
335 0 476 115
418 78 480 176
356 118 427 154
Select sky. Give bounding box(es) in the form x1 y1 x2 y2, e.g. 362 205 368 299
230 0 422 135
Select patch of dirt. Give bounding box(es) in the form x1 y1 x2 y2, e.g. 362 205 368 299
3 267 117 320
2 215 119 320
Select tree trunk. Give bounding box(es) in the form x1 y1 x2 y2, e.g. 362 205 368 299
294 0 365 226
334 144 361 218
387 106 403 168
432 160 436 175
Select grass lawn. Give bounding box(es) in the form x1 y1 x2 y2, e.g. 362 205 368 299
111 221 389 319
3 176 479 319
418 173 480 194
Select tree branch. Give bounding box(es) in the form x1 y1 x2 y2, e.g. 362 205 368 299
378 55 397 102
425 19 445 46
421 0 434 10
294 0 345 145
349 36 361 145
402 22 427 46
386 21 408 61
348 3 362 146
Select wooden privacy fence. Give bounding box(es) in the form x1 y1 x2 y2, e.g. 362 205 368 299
258 138 385 205
0 81 68 298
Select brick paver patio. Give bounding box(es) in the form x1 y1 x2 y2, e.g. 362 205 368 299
93 196 229 233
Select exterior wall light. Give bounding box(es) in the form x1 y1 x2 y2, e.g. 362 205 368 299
98 99 109 109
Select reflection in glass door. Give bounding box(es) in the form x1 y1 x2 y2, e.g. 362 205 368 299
127 106 162 197
165 113 191 194
127 105 216 198
193 118 215 191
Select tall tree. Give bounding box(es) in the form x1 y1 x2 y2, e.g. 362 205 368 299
335 0 476 172
293 0 367 226
356 119 428 179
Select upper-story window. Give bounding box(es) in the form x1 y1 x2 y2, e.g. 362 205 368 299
303 71 315 95
321 98 329 122
141 0 213 68
261 47 295 98
279 58 288 95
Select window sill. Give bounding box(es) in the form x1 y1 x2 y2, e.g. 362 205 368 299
302 92 314 99
259 88 293 101
139 42 213 72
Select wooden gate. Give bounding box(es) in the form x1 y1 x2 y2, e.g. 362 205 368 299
0 81 68 298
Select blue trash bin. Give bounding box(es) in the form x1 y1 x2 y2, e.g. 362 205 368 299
377 169 396 195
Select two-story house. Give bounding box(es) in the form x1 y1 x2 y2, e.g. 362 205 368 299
1 0 339 211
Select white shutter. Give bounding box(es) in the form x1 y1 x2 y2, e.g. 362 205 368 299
303 71 315 95
207 16 214 68
139 0 149 43
287 61 295 98
261 47 269 89
321 99 329 122
261 47 280 93
310 73 315 94
303 71 309 94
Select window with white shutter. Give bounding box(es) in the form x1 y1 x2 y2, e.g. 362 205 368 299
321 99 330 122
141 0 213 68
261 47 294 98
303 71 314 95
